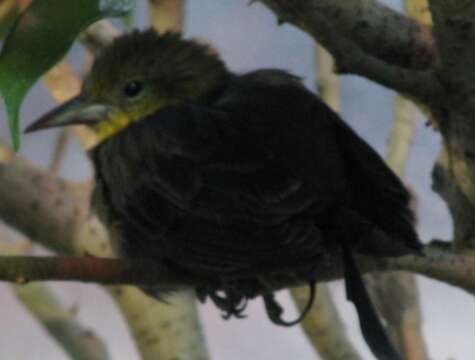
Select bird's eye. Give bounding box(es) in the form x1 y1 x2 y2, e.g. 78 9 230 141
124 81 143 98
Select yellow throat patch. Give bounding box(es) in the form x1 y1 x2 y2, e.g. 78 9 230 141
92 102 165 143
93 109 132 143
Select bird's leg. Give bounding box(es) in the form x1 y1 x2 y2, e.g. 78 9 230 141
199 279 250 320
261 282 316 327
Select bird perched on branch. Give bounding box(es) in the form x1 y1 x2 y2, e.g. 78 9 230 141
27 29 421 360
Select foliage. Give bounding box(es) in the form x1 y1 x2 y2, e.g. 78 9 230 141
0 0 134 150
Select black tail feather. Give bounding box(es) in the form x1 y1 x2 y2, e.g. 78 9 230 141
342 243 402 360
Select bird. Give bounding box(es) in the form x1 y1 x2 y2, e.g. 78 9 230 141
26 29 421 360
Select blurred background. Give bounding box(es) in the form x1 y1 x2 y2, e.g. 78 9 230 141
0 0 472 359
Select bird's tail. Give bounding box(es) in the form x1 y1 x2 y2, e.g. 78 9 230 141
342 242 402 360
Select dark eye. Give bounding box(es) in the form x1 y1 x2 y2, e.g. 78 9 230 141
124 81 143 97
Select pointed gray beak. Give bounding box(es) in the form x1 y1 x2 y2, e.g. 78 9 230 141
24 96 111 133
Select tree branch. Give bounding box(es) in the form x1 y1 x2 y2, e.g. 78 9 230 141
257 0 442 102
386 96 418 177
0 156 95 255
428 0 475 103
262 0 436 69
15 283 111 360
371 242 475 296
0 255 202 286
111 287 209 360
48 129 71 174
0 242 474 295
427 0 475 251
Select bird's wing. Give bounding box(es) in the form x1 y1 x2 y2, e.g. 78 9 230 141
330 115 421 255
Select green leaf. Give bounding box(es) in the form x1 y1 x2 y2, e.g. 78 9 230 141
0 0 134 150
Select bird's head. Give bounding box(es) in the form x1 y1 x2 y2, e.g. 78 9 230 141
26 29 228 143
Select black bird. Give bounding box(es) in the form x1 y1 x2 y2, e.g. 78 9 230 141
26 30 421 359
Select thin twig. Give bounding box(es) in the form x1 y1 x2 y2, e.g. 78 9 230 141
48 128 71 175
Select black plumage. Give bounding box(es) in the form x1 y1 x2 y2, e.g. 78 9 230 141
29 31 422 360
91 68 419 271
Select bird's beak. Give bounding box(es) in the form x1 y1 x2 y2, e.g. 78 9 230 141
24 96 111 133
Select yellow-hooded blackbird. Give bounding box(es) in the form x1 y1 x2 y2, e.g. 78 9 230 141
27 29 421 360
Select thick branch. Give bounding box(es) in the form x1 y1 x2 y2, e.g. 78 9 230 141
257 0 442 102
428 0 475 106
433 148 475 250
427 0 475 250
0 157 94 254
262 0 436 69
1 243 474 295
372 243 475 296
